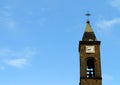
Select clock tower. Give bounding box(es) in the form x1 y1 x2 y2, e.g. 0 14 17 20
78 20 102 85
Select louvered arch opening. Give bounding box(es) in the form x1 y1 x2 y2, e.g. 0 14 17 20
86 58 95 78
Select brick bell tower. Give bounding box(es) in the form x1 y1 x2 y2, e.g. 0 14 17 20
78 20 102 85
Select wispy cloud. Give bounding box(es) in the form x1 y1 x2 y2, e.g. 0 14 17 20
110 0 120 9
95 17 120 35
0 6 17 30
0 47 37 69
96 17 120 29
5 58 28 68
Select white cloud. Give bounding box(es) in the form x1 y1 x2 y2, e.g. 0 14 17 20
0 47 36 58
95 17 120 35
110 0 120 9
0 47 37 69
0 48 15 56
96 17 120 29
5 58 28 68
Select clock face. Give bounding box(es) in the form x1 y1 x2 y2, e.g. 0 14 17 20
86 46 95 53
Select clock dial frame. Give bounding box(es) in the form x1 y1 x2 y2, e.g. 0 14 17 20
86 46 95 53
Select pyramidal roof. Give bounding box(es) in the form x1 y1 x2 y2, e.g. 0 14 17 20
84 21 93 32
82 21 97 41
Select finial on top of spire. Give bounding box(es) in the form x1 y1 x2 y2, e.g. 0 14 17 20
85 11 91 22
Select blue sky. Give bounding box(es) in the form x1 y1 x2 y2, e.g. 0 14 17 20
0 0 120 85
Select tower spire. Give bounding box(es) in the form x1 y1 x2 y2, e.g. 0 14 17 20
82 13 97 41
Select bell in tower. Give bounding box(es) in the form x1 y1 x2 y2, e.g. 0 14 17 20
78 19 102 85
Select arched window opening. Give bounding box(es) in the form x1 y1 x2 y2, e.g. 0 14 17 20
86 58 95 78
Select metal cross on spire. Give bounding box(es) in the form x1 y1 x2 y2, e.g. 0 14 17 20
85 11 91 21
